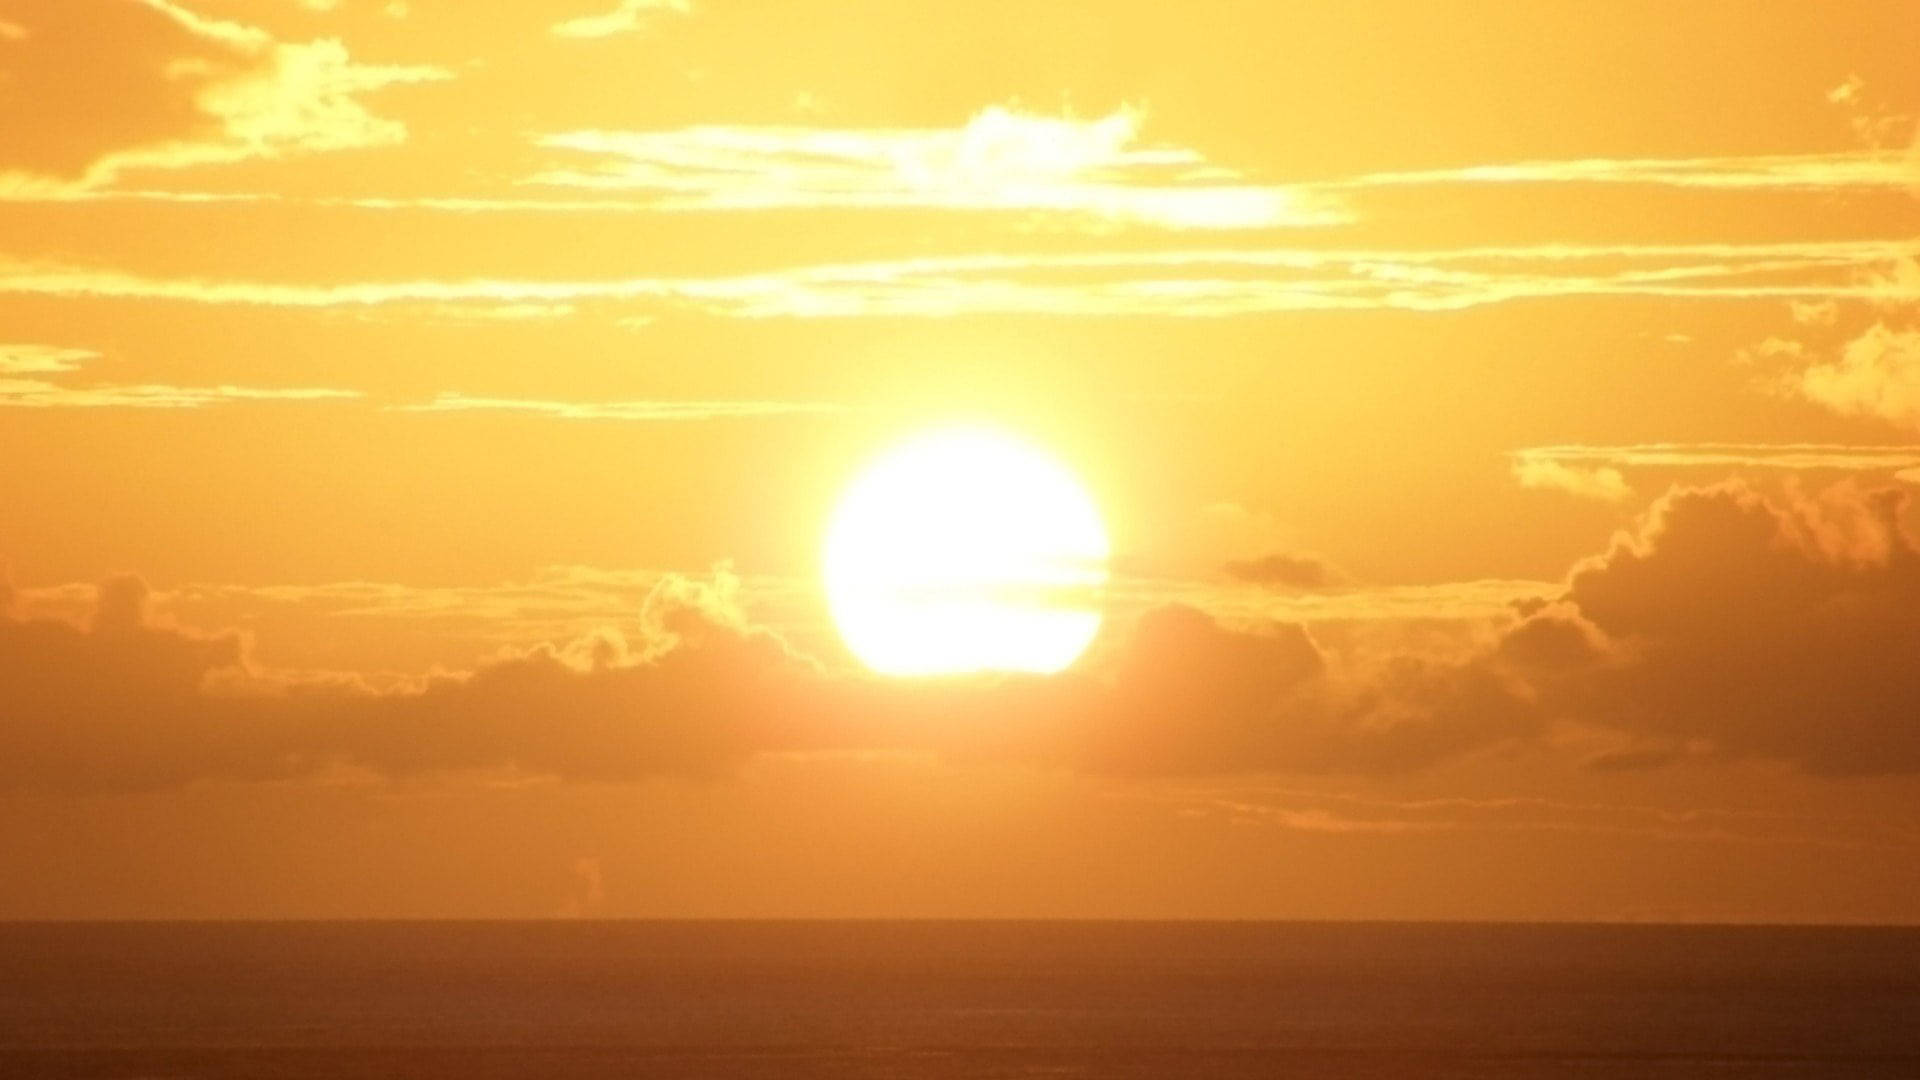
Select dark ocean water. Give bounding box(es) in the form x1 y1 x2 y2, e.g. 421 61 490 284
1 921 1917 1079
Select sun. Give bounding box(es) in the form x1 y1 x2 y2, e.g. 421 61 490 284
823 426 1109 677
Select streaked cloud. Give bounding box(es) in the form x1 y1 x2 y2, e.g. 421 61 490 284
550 0 691 39
1514 442 1920 476
1115 575 1554 625
0 378 361 409
1333 150 1920 192
0 343 94 373
1149 784 1919 851
0 341 359 409
1 238 1910 317
529 106 1349 230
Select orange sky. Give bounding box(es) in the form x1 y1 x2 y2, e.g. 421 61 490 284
3 0 1920 921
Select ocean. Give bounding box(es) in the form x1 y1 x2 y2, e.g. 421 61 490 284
1 921 1916 1078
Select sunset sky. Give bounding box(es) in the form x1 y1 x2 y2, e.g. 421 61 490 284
4 0 1920 921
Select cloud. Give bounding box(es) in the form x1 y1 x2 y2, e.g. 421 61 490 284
1762 113 1920 433
0 380 362 409
0 344 360 409
1798 323 1920 429
1332 151 1920 192
0 569 824 791
0 0 446 190
1513 442 1920 478
1222 552 1350 590
1152 577 1555 625
550 0 690 39
530 106 1350 230
1505 482 1920 775
1513 457 1634 502
0 343 94 373
0 574 267 792
1046 604 1535 777
0 238 1908 317
14 483 1920 791
1150 784 1916 851
0 566 1543 794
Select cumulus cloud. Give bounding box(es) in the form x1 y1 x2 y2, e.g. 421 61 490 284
1799 323 1920 429
0 574 267 792
0 569 826 791
13 482 1920 791
1506 482 1920 775
0 564 1544 794
0 0 446 190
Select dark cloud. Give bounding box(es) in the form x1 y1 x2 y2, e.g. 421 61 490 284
1222 551 1350 590
1507 482 1920 775
0 574 270 792
0 567 1542 793
20 481 1914 792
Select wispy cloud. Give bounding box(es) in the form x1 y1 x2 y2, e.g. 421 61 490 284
550 0 690 39
1114 574 1554 624
1331 150 1920 192
0 343 95 373
1145 783 1920 852
529 106 1350 230
1514 457 1633 501
1 239 1910 318
0 342 359 409
1514 442 1920 475
0 379 361 409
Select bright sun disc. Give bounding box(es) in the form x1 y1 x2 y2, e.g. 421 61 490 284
824 426 1109 677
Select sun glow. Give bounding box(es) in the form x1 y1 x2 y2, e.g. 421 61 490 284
823 426 1109 677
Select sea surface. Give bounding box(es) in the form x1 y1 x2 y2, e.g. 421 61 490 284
1 921 1917 1078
